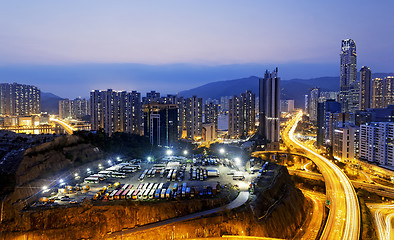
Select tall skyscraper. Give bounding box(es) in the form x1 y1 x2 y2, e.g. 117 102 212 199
372 78 384 108
259 68 280 149
280 100 295 113
317 100 341 147
228 90 255 138
359 66 372 110
90 89 142 136
143 103 178 146
59 98 90 119
360 122 394 167
309 88 320 122
0 83 41 116
184 96 203 140
384 76 394 107
142 91 160 104
204 102 219 132
339 39 357 113
332 123 360 162
304 95 309 113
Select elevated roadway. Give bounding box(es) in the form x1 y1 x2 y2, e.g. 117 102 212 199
285 111 360 240
49 118 76 135
368 204 394 240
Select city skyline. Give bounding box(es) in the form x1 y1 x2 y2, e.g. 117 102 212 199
1 1 394 98
0 1 394 235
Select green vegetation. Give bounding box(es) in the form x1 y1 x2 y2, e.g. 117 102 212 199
358 195 378 240
291 175 326 193
74 130 156 158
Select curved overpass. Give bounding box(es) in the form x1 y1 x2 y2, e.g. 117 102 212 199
285 111 360 240
49 118 76 135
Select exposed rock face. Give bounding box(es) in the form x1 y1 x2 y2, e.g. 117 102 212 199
0 144 308 240
109 166 309 240
0 135 104 230
0 196 231 239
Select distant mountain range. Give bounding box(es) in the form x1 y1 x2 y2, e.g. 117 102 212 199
41 92 63 114
40 72 394 111
178 73 394 108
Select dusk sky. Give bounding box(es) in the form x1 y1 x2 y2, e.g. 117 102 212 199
1 0 394 98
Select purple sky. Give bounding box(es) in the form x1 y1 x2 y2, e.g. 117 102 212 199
0 1 393 97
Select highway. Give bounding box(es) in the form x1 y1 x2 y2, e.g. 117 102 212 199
285 111 360 240
49 117 76 135
367 204 394 240
289 169 394 199
293 189 325 240
107 191 249 239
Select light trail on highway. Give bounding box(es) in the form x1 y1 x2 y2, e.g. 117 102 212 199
368 204 394 240
49 117 76 135
285 111 360 240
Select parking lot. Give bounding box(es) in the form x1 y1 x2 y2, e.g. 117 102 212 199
32 155 259 208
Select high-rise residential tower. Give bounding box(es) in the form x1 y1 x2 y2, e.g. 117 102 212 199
204 102 219 132
359 66 372 110
309 88 320 122
259 68 280 149
143 103 178 146
0 83 41 116
384 76 394 107
142 91 160 104
372 78 384 108
184 96 203 140
339 39 358 113
228 90 255 138
59 98 90 119
90 89 142 136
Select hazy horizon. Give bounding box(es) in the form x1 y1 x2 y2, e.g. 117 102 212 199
1 1 394 98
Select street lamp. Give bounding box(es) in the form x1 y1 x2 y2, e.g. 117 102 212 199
234 157 241 166
219 148 225 154
183 150 188 155
147 156 152 162
166 149 173 156
108 160 112 165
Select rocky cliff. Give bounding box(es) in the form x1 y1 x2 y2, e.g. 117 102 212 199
0 193 233 239
108 166 310 239
0 144 308 240
0 135 104 230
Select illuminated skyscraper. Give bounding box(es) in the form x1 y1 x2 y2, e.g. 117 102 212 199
259 68 280 149
359 66 371 110
143 103 178 146
204 102 219 132
142 91 160 104
184 96 203 140
372 78 384 108
228 90 255 138
339 39 357 113
0 83 40 116
309 88 320 122
90 89 141 136
59 98 90 119
384 76 394 107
